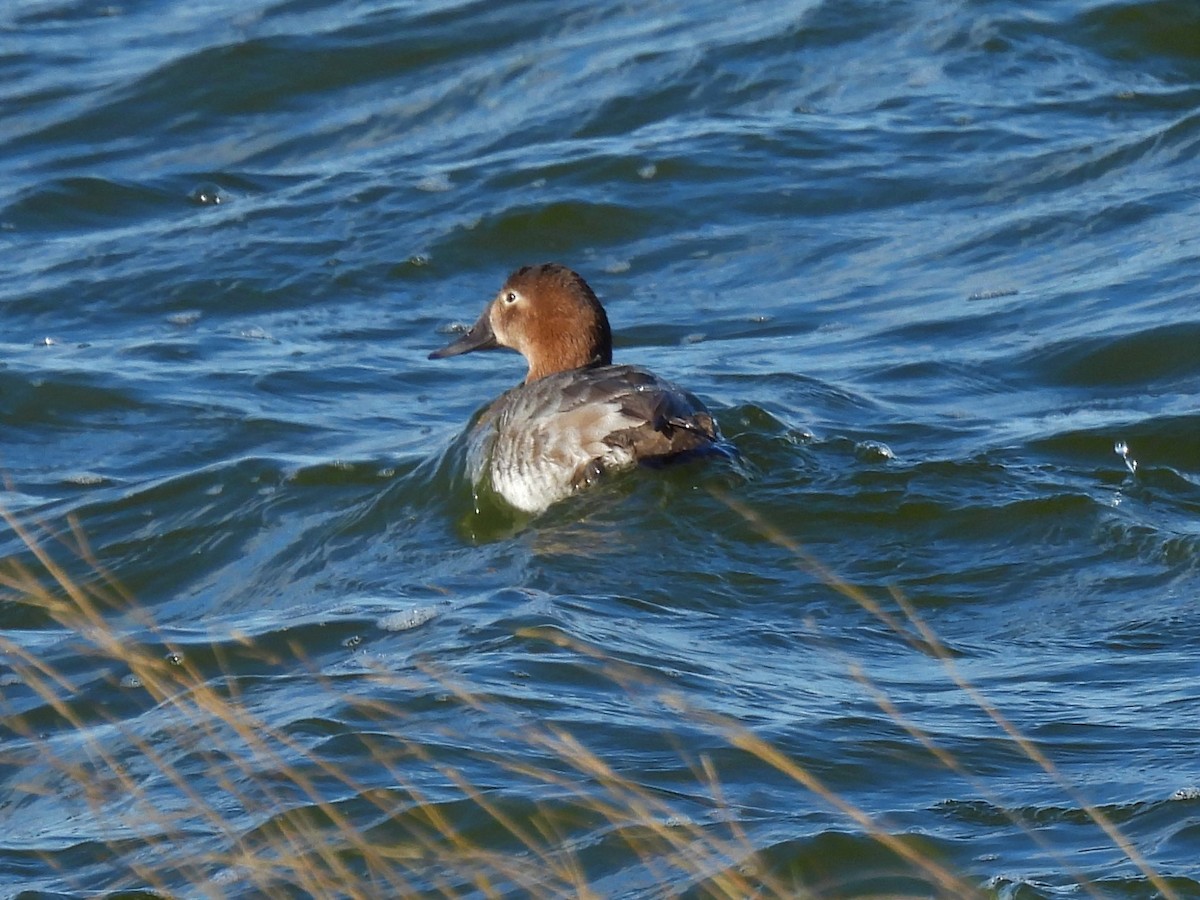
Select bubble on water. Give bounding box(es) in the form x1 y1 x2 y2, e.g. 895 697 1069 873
855 440 895 461
603 259 631 274
378 606 439 632
120 673 142 689
343 634 363 649
40 336 56 346
638 163 657 179
681 332 705 345
190 183 227 205
165 652 184 666
1114 440 1137 475
1170 786 1200 800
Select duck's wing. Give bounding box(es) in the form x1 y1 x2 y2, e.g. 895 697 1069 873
546 364 720 463
477 366 721 510
602 369 719 459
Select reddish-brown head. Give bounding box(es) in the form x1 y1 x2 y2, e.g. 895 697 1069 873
430 264 613 383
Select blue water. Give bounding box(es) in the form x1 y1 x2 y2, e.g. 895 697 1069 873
3 0 1200 896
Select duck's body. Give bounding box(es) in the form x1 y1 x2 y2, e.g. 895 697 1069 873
430 264 723 513
465 363 718 512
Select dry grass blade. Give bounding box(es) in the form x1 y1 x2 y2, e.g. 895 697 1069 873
709 486 1176 900
886 588 1179 900
3 490 1177 898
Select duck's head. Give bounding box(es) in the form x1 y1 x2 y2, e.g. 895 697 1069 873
429 263 613 383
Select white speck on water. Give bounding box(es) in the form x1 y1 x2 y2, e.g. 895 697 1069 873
1114 440 1137 474
855 440 895 461
40 336 56 346
120 673 142 688
378 606 439 632
1170 786 1200 800
787 426 815 444
638 163 657 179
66 472 107 485
167 310 201 327
190 183 227 205
968 288 1019 301
604 259 631 274
681 332 705 344
240 326 272 341
210 867 246 887
416 172 453 192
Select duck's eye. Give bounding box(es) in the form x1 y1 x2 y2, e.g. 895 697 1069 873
504 291 518 304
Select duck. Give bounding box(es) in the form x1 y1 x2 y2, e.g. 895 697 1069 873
429 263 725 513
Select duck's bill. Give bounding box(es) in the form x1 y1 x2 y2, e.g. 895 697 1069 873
429 312 498 359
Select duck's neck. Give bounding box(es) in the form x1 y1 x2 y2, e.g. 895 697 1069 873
523 339 611 383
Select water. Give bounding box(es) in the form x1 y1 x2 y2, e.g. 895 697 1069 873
3 0 1200 896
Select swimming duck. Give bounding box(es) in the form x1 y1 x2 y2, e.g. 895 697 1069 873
429 263 724 513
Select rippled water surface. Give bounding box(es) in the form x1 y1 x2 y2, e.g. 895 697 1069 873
3 0 1200 896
